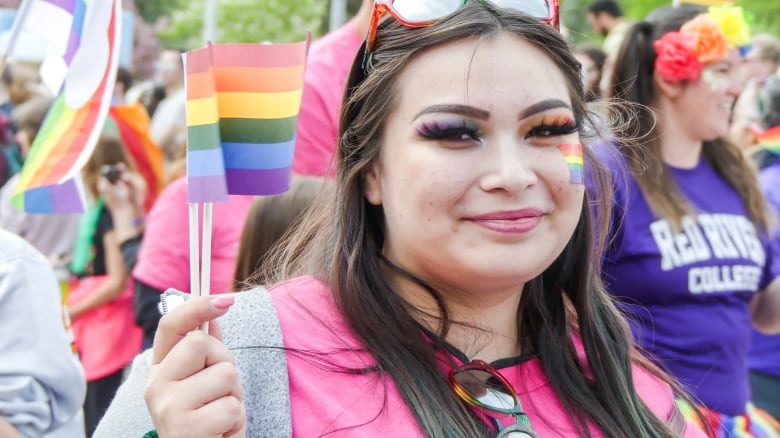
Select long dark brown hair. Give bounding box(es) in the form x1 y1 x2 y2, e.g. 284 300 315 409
233 176 331 289
265 2 683 436
609 5 768 230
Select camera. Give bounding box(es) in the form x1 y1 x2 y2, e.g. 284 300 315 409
101 164 122 184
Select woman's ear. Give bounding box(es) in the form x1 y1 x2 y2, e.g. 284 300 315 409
654 73 684 99
363 163 383 205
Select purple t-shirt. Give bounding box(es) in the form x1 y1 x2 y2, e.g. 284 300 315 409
749 155 780 379
599 157 775 416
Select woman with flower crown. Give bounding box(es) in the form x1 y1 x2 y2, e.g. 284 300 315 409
604 4 780 437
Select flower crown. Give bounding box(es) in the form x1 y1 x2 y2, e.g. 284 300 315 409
653 5 750 83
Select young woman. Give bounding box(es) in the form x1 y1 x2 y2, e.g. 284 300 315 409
68 134 143 436
605 5 780 436
97 2 706 437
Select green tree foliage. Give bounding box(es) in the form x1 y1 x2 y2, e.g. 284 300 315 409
136 0 185 23
161 0 328 49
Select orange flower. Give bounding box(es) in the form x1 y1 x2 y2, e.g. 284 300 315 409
680 14 728 63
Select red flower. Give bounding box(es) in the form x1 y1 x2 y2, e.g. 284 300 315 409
653 32 703 82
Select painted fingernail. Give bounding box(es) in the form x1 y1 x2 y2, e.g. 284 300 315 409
210 294 235 309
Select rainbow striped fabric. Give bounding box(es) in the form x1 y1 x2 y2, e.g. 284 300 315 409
755 125 780 154
39 0 86 65
12 0 121 213
677 400 778 438
558 143 584 184
184 41 309 203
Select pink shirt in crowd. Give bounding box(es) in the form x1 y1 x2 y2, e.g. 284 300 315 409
133 177 253 294
292 19 364 178
270 276 706 437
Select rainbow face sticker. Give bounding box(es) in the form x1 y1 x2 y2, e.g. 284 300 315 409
558 143 584 184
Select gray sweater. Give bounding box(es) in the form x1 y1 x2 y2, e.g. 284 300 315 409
94 288 292 437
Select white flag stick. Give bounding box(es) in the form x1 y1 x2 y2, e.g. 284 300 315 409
188 202 201 297
199 202 214 332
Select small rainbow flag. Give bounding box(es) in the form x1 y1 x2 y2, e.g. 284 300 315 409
184 40 310 203
11 0 122 213
558 143 584 184
755 125 780 154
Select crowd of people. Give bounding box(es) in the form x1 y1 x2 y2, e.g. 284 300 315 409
1 0 780 437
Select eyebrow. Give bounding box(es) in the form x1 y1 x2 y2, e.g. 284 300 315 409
519 99 571 119
413 99 572 122
414 104 490 121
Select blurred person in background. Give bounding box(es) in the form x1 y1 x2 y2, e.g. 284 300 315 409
747 74 780 432
605 5 780 436
149 48 185 167
292 0 371 177
586 0 631 95
67 133 142 437
730 34 780 152
0 228 86 438
574 44 607 102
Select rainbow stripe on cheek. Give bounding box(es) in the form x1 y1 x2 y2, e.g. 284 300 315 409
558 143 584 184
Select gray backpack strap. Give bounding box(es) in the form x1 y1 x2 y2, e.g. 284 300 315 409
220 288 292 437
666 403 686 436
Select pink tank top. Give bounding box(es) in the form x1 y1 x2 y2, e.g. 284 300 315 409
270 276 705 437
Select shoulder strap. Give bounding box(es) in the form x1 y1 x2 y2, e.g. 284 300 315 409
666 403 687 436
220 288 293 437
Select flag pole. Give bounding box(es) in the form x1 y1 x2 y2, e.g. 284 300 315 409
195 43 217 333
188 202 201 299
199 202 213 332
203 0 217 42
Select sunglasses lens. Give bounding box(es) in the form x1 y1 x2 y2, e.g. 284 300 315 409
492 0 551 19
392 0 463 22
453 369 518 412
499 431 536 438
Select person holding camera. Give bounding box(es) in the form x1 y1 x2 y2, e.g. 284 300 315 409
97 162 146 273
67 133 143 437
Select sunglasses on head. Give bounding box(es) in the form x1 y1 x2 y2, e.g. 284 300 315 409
450 360 540 437
366 0 560 55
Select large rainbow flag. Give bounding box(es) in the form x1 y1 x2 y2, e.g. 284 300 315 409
11 0 122 213
184 41 309 203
